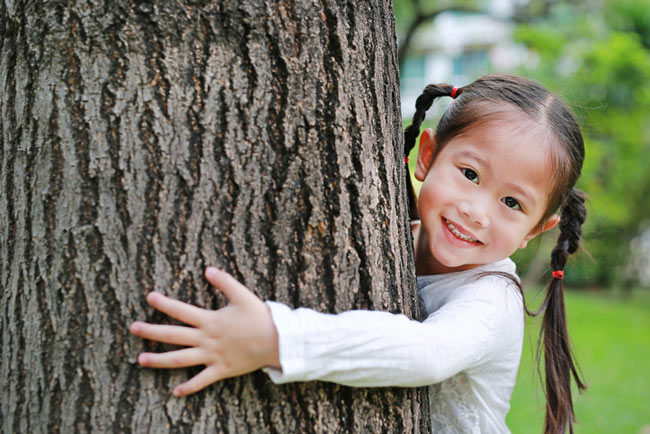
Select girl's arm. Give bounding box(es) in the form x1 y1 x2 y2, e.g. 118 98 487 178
262 286 519 388
132 268 521 395
130 267 280 397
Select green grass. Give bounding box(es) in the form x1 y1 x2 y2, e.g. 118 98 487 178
506 290 650 433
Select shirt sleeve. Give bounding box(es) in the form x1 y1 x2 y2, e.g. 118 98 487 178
262 281 522 388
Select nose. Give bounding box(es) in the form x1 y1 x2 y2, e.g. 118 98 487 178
458 200 490 228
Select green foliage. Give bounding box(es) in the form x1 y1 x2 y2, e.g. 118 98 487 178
605 0 650 49
514 0 650 286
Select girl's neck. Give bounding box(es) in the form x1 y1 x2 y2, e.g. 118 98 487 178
414 223 481 276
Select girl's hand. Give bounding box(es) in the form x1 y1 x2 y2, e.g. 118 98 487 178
129 267 280 397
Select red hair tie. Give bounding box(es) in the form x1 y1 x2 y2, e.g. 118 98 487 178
451 86 460 99
404 156 409 164
551 270 564 280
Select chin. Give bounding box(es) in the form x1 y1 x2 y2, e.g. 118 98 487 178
431 246 466 268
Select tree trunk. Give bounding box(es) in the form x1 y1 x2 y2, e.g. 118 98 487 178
1 1 428 432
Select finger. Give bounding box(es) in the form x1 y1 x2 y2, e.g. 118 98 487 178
204 267 256 305
173 365 222 397
130 321 203 346
145 292 207 327
138 347 206 369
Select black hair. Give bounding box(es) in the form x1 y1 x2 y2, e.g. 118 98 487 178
404 74 588 434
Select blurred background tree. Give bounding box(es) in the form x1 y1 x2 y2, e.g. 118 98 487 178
393 0 481 68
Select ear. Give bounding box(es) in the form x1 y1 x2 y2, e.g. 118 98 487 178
519 214 560 249
415 128 438 181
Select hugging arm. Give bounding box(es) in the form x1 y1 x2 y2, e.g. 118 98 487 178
132 270 518 394
263 292 515 388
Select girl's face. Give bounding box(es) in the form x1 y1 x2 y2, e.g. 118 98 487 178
415 116 559 274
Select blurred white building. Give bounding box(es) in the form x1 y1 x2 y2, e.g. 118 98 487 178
627 228 650 286
400 5 528 118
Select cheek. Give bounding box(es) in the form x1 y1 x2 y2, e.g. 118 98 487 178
493 220 533 249
420 169 456 202
418 181 446 215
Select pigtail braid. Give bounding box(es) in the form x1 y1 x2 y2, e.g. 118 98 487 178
537 189 588 434
404 84 460 219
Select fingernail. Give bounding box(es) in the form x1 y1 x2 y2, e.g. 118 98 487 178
130 322 141 333
173 387 182 397
205 267 220 279
138 353 149 365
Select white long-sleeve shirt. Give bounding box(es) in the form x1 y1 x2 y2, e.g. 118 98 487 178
263 258 524 434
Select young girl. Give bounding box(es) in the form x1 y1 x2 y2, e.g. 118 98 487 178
130 75 587 434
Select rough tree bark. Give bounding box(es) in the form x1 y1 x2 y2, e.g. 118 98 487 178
1 1 429 432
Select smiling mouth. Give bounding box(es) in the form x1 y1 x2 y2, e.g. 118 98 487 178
443 218 482 244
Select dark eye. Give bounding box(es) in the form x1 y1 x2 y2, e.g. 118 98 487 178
502 197 521 210
462 168 479 184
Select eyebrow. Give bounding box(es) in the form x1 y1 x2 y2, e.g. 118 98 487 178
505 182 536 207
458 151 537 207
458 151 491 170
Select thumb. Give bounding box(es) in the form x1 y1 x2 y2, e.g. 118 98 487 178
204 267 256 305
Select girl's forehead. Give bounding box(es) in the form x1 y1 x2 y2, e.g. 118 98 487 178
448 113 553 155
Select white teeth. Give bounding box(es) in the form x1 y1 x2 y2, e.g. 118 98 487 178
445 219 478 243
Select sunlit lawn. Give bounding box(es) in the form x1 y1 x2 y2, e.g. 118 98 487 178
507 289 650 433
